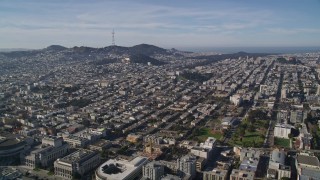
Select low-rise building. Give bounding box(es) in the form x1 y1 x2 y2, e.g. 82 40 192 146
22 136 68 168
274 123 293 139
203 169 228 180
63 135 90 148
267 149 291 180
296 154 320 180
230 169 254 180
96 156 149 180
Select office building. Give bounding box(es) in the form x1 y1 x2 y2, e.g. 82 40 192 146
95 156 149 180
54 149 100 179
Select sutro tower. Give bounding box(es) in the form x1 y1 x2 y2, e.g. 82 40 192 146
112 29 115 46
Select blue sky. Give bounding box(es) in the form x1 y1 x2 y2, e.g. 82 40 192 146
1 0 320 49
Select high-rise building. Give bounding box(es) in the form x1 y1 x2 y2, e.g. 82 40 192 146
177 155 196 179
142 161 165 180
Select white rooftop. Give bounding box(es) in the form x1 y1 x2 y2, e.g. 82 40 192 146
96 156 148 180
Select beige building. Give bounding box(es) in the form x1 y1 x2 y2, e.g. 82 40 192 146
203 169 228 180
63 135 90 148
54 149 100 179
22 136 68 168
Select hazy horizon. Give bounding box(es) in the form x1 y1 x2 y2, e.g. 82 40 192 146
1 44 320 54
1 0 320 49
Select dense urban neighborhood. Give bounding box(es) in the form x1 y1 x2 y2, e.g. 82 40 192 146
1 44 320 180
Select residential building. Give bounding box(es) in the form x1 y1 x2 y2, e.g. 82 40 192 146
230 169 254 180
142 161 165 180
203 169 228 180
177 155 196 179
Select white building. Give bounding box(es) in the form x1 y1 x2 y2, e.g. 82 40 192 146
230 94 243 106
95 156 149 180
267 149 291 180
200 137 216 149
190 147 211 159
191 137 216 159
274 123 293 139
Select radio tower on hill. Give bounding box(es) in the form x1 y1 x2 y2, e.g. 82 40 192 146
112 29 115 46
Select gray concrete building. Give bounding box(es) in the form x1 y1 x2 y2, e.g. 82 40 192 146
54 149 100 179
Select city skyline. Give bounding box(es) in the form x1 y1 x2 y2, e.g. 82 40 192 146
1 0 320 49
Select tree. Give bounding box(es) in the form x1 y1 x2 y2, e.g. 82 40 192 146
239 128 246 137
248 124 255 132
96 118 104 124
82 119 90 127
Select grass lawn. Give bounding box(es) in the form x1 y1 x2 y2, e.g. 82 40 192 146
229 130 265 147
274 137 290 148
196 128 223 141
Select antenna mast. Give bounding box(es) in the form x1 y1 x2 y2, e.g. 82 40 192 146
112 29 115 46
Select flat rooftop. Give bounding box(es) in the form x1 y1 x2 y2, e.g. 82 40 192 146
297 154 320 167
96 156 148 180
59 149 97 164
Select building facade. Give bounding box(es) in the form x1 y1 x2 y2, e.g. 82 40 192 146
22 136 68 168
142 161 165 180
177 155 196 179
54 149 100 179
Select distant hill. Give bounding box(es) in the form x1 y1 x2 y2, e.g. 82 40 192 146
0 44 172 65
129 54 167 66
46 45 67 51
0 44 276 67
129 44 169 56
71 46 96 54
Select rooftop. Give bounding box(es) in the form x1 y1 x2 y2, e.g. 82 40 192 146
297 154 320 167
96 156 149 180
59 149 97 164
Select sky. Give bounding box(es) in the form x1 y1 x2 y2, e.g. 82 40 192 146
1 0 320 50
